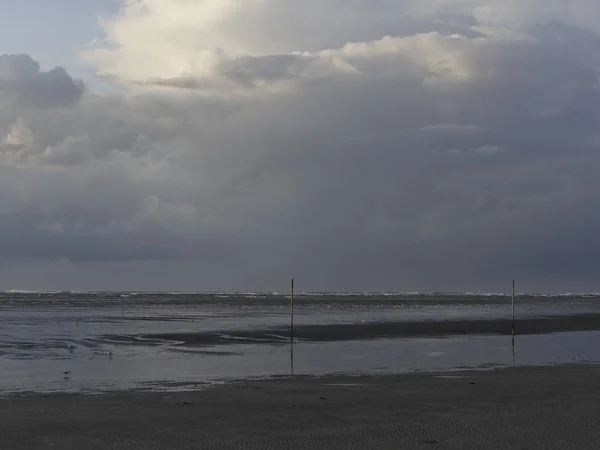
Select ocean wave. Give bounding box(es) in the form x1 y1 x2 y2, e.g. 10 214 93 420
1 291 600 304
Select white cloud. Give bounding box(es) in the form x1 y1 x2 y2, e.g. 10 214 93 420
2 118 34 149
84 0 600 83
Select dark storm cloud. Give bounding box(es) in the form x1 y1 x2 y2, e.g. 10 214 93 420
171 26 600 292
0 54 84 108
3 1 600 290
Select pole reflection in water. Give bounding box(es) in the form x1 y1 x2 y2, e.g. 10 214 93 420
290 342 295 376
512 335 516 367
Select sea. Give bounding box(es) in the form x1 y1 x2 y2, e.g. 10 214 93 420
1 291 600 395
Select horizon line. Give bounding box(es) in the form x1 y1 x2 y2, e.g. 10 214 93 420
3 290 600 297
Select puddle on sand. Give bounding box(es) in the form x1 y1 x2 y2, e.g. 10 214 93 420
1 331 600 395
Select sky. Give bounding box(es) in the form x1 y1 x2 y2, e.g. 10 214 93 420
1 1 600 292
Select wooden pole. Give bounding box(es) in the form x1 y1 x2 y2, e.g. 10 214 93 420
512 279 515 335
290 278 294 343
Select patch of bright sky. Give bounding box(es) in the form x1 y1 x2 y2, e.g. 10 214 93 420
0 0 118 90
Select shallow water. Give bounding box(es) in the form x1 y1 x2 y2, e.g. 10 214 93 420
0 291 599 394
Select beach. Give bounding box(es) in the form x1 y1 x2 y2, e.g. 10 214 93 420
3 291 600 393
2 292 600 448
2 364 600 449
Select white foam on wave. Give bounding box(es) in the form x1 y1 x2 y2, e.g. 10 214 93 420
3 290 600 299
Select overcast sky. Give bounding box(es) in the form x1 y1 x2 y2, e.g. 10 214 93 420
1 1 600 292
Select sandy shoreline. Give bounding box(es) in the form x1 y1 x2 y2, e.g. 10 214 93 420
132 313 600 346
2 365 600 449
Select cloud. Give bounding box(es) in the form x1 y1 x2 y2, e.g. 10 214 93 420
473 144 505 154
2 1 600 290
83 0 600 85
421 124 486 134
0 54 83 109
135 32 473 96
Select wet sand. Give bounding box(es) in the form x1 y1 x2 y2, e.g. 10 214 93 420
132 313 600 346
2 364 600 449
